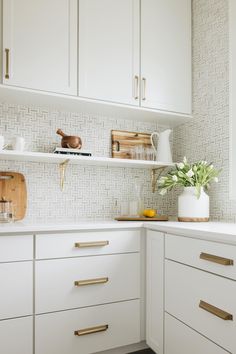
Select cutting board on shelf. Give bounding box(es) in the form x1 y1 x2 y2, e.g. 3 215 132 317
111 130 152 159
115 216 168 221
0 172 27 220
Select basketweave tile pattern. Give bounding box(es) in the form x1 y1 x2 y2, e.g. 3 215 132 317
170 0 236 222
0 0 235 222
0 103 171 222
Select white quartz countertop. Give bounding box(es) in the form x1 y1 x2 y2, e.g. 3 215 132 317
1 220 236 244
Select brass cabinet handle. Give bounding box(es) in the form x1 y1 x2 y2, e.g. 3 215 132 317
74 241 109 248
199 300 233 321
5 48 10 79
142 77 146 101
74 324 108 336
74 277 108 287
134 75 139 100
200 252 234 266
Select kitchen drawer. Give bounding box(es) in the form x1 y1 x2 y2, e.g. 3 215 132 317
0 316 33 354
0 261 33 319
165 313 229 354
165 260 236 353
0 235 33 262
36 230 140 259
35 253 140 313
35 300 140 354
165 234 236 280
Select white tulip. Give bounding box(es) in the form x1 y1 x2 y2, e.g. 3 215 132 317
177 162 185 169
172 175 178 182
186 169 194 178
183 156 187 164
214 177 219 183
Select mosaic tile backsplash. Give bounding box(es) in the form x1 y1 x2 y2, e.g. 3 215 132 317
0 0 235 222
172 0 236 221
0 104 169 222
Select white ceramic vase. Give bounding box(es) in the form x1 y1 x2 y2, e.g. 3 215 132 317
178 187 209 222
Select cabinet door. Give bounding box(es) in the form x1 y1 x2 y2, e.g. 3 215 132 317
141 0 192 114
79 0 140 106
0 317 33 354
165 314 229 354
0 262 33 320
146 230 164 354
2 0 77 95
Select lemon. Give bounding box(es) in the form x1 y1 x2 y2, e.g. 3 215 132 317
143 209 156 218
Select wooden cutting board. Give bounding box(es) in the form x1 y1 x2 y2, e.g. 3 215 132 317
0 172 27 220
115 216 168 221
111 130 152 159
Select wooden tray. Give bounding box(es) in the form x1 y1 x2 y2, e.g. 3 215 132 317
0 172 27 220
111 130 152 159
115 216 168 221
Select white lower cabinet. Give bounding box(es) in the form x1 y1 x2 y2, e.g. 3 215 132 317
165 260 236 353
0 261 33 319
35 300 140 354
146 230 164 354
0 316 33 354
165 314 229 354
35 253 140 313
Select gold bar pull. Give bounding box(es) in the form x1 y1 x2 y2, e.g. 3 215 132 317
142 77 146 101
199 300 233 321
74 324 108 336
200 252 234 266
134 75 139 100
5 48 10 79
74 241 109 248
74 277 108 287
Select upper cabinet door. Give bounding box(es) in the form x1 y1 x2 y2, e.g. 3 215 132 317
141 0 192 114
2 0 77 95
79 0 140 106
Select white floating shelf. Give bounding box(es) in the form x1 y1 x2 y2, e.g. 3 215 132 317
0 150 173 169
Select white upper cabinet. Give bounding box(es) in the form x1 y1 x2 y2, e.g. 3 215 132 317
141 0 192 114
2 0 77 95
79 0 140 106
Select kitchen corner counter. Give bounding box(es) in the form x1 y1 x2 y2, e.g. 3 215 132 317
145 221 236 245
0 220 236 245
0 220 144 235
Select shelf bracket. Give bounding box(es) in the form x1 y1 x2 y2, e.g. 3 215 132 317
59 159 70 191
151 167 167 193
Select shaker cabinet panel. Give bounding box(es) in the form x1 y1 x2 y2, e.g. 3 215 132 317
79 0 140 106
146 230 164 354
141 0 192 114
35 253 140 313
0 261 33 320
35 300 140 354
0 317 33 354
165 313 229 354
2 0 77 95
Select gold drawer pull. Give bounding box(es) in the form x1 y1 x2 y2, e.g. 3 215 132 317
5 48 10 79
134 75 139 100
74 241 109 248
74 324 108 336
199 300 233 321
200 252 234 266
74 277 108 287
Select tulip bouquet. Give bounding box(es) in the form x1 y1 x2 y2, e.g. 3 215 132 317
158 157 221 198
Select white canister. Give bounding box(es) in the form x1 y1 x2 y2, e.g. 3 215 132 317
178 187 209 222
12 137 25 151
